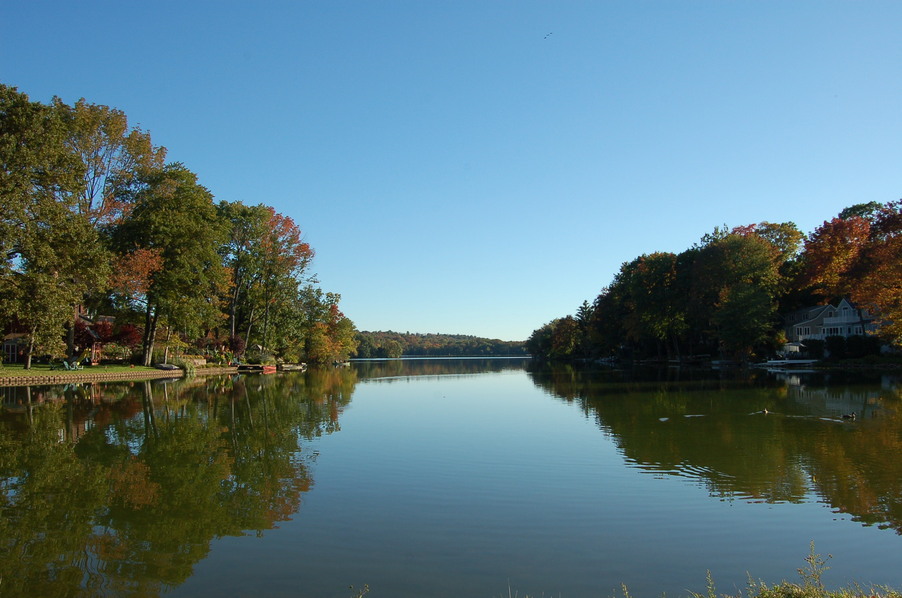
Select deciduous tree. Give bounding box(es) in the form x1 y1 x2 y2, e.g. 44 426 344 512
112 163 227 365
0 85 108 367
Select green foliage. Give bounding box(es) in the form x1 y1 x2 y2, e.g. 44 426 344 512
527 208 900 361
170 356 197 376
1 86 358 371
0 85 110 367
684 545 901 598
356 330 527 358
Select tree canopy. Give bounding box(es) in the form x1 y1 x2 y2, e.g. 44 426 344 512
528 208 901 362
0 84 357 367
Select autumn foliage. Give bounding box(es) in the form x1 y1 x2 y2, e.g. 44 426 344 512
1 84 357 367
530 201 902 361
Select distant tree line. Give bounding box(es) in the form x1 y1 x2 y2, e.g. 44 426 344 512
1 84 357 368
353 331 527 358
527 201 902 362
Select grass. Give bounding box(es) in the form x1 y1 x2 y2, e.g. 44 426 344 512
492 544 901 598
691 544 901 598
0 362 163 378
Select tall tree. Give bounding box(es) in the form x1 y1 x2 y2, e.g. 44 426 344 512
851 200 902 347
255 209 314 350
800 215 871 298
51 97 166 358
0 85 108 367
691 232 783 360
218 201 269 340
218 202 314 355
112 163 227 365
53 97 166 228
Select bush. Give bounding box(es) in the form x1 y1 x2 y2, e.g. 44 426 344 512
244 348 276 365
825 335 847 360
801 339 825 359
171 357 197 376
102 343 132 361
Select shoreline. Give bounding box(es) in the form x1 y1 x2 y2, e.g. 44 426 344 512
0 366 239 387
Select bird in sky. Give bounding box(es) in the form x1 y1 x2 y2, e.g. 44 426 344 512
544 32 553 39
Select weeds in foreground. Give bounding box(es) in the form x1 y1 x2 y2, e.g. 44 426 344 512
495 544 901 598
348 584 369 598
689 543 901 598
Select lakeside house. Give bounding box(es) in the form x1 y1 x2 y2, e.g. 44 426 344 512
1 307 112 365
782 298 877 353
2 333 27 364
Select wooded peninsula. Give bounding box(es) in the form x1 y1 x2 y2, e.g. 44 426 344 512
1 84 357 368
527 203 902 363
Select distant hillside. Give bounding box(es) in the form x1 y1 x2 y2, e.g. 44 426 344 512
353 331 528 358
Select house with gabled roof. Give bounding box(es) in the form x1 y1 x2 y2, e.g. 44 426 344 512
783 298 877 352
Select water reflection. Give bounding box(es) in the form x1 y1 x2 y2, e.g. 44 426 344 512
528 364 902 533
0 369 357 597
352 357 530 380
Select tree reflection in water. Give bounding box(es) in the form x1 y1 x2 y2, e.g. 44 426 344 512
528 364 902 533
0 368 357 597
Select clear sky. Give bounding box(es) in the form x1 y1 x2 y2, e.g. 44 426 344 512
3 1 901 341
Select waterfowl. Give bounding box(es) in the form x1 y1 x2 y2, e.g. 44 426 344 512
842 413 856 420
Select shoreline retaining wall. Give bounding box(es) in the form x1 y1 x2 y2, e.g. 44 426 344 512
0 367 239 387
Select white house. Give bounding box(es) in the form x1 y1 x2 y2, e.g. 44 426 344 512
783 298 877 352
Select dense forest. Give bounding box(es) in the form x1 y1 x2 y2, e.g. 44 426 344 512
353 331 527 357
0 84 357 368
527 202 902 362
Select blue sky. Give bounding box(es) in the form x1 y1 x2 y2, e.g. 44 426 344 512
3 1 901 341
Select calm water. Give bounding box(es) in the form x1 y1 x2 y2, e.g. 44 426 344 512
2 359 902 597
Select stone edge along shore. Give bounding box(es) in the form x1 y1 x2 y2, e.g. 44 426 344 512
0 367 239 387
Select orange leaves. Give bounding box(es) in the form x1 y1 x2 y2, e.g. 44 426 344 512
261 208 314 275
802 216 871 296
111 247 163 297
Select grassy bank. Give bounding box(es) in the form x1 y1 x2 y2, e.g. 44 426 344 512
0 363 162 378
494 547 901 598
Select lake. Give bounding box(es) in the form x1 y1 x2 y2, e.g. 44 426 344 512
2 359 902 597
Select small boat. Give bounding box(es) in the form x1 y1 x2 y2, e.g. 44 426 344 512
278 363 307 372
237 364 278 374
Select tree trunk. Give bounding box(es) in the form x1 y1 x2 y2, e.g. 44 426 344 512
24 330 35 370
243 306 255 355
142 305 159 367
163 327 172 363
66 312 75 361
261 302 271 351
229 277 241 338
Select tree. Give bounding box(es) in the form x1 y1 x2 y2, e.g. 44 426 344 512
838 201 883 222
301 289 358 363
53 97 166 228
255 209 314 350
850 200 902 347
218 201 269 340
218 202 314 356
623 253 687 358
112 163 227 365
51 98 165 359
0 85 108 367
801 216 871 298
691 232 783 360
